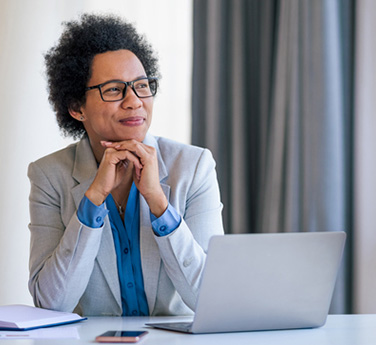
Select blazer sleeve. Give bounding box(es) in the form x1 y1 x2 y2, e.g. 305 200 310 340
28 161 104 312
153 148 224 310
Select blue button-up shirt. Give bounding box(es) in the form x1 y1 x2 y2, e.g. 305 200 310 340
106 184 149 316
77 184 181 315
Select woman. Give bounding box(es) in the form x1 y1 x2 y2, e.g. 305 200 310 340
28 14 224 317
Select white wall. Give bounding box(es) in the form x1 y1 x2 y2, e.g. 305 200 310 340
0 0 192 306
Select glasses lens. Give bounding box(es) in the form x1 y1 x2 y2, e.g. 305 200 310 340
100 81 126 101
133 78 157 98
98 78 157 101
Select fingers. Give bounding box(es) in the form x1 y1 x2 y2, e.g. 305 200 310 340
100 140 167 216
101 139 155 169
87 141 147 206
103 147 143 180
101 139 158 187
101 139 152 158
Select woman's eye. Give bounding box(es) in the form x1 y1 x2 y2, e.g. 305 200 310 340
103 87 121 94
136 83 148 90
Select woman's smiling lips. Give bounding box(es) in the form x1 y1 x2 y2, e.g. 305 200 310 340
119 116 146 126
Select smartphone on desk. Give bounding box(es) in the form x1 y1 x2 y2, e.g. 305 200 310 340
95 330 148 343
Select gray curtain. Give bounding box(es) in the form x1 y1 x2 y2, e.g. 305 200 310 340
192 0 355 313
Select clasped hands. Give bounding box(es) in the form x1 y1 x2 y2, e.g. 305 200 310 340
85 139 168 217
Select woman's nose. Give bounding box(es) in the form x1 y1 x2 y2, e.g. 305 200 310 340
121 87 143 109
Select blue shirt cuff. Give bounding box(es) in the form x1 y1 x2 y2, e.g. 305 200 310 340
77 195 109 228
151 203 181 237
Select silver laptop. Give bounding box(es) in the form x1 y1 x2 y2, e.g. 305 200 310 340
147 231 346 334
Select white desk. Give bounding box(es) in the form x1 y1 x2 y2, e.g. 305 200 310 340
1 314 376 344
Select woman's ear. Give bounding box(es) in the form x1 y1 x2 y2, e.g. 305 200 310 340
68 102 85 121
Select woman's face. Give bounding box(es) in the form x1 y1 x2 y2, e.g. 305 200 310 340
77 49 154 143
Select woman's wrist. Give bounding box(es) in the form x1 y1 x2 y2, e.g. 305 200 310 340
85 187 107 206
146 192 168 218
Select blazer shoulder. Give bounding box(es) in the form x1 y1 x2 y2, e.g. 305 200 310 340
155 136 209 161
28 141 79 175
153 137 217 185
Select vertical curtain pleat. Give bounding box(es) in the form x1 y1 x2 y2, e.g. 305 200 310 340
192 0 354 313
193 0 279 234
354 0 376 313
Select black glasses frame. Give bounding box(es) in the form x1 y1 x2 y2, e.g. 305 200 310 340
85 77 158 102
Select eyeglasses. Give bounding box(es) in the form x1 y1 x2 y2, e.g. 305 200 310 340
85 77 158 102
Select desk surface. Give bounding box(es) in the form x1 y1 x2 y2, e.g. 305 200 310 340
1 314 376 344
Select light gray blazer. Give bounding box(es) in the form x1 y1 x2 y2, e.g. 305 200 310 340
28 133 224 316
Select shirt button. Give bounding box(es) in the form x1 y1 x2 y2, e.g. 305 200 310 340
183 257 193 267
160 225 167 232
96 216 102 223
123 248 129 254
127 282 134 288
132 310 138 316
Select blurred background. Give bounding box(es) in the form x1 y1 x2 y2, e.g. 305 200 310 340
0 0 375 315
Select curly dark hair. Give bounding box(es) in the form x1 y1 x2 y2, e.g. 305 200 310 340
45 13 160 139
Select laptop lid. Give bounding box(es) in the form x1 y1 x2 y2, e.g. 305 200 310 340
188 231 346 333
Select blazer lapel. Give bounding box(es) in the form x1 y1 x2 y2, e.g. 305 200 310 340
71 137 122 311
140 134 169 313
69 134 168 314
